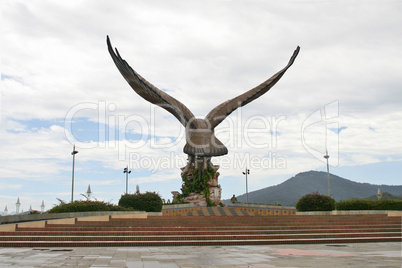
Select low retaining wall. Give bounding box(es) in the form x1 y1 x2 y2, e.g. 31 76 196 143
0 211 162 225
0 212 153 232
297 210 402 216
228 203 296 210
228 204 297 216
162 203 298 216
162 205 206 216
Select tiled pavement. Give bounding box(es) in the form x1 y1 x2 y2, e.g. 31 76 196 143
0 242 400 267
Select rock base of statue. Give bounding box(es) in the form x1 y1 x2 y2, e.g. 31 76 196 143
205 164 222 205
183 193 207 206
177 158 222 206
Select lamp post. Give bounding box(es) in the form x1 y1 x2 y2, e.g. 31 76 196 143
323 149 331 196
124 166 131 194
242 167 250 203
16 197 21 215
71 145 79 203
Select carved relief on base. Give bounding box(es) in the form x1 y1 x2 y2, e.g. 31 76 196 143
207 164 221 205
208 186 221 206
183 193 207 207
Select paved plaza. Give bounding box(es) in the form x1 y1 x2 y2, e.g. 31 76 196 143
0 242 400 267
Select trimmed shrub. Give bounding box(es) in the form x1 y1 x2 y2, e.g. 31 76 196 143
336 198 373 210
336 198 402 210
48 200 130 213
296 192 336 212
119 192 163 212
375 199 402 210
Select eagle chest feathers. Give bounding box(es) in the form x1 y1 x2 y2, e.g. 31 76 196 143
184 119 228 157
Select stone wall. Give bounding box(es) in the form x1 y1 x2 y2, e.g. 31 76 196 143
0 211 161 224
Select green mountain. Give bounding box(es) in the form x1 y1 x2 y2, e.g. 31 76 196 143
229 171 402 206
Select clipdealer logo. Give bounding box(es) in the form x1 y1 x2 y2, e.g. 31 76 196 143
301 100 340 167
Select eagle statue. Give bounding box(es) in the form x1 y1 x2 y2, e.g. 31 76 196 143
107 36 299 173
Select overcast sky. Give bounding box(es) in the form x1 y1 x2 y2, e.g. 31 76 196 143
1 0 401 213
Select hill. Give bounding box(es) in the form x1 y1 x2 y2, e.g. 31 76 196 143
228 171 402 206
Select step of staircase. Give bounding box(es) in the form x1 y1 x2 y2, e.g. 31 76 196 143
0 214 400 247
1 237 401 247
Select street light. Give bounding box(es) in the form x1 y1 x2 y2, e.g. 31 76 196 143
16 197 21 215
242 167 250 203
124 166 131 194
71 145 79 203
3 206 8 216
323 149 331 196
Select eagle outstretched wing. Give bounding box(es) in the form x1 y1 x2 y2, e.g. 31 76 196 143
205 46 300 129
108 35 299 157
107 36 196 128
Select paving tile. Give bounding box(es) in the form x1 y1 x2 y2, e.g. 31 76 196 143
126 260 143 268
143 260 161 268
0 243 401 267
160 261 180 268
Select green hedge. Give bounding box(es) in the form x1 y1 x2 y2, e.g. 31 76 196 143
48 200 130 213
296 192 336 212
336 198 402 210
118 192 163 212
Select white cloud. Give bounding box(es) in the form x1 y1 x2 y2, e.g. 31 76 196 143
0 182 23 190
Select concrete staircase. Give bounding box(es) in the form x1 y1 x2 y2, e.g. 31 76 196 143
0 214 400 247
